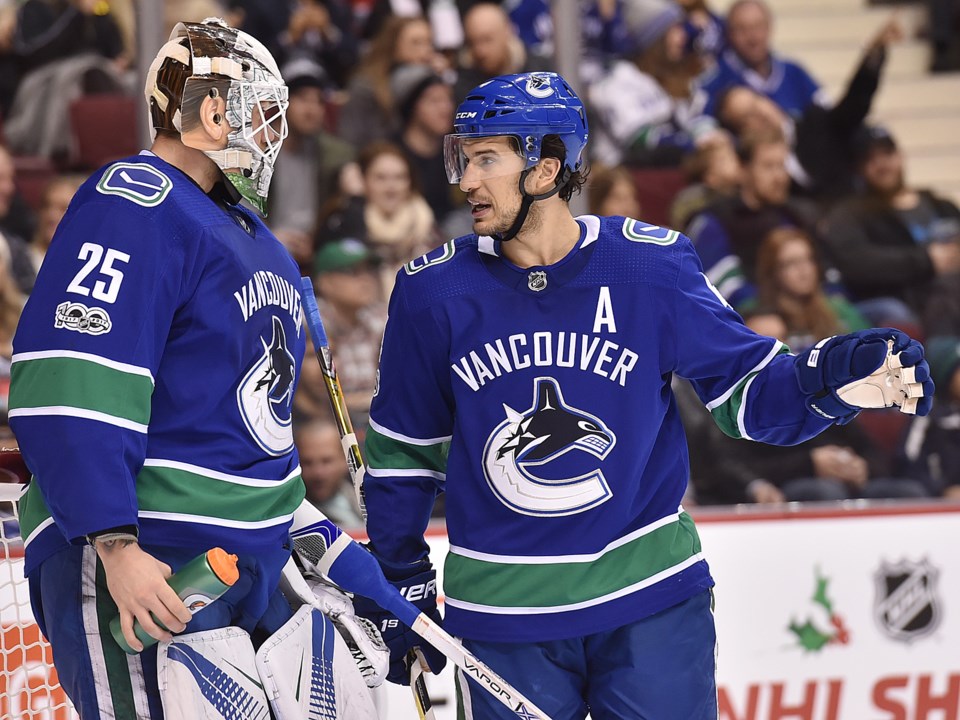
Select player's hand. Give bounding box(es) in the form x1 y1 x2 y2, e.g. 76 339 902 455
97 542 192 651
353 568 446 685
794 328 934 422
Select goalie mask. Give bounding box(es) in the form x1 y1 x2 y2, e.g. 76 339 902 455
145 18 288 214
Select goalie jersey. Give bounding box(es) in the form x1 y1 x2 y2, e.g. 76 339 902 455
365 215 833 643
10 152 306 575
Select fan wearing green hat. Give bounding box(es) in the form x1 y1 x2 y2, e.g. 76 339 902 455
302 238 386 431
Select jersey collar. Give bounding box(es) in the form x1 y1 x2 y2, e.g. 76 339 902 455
479 215 600 294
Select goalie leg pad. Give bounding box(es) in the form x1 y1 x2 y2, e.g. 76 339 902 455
158 626 271 720
255 603 380 720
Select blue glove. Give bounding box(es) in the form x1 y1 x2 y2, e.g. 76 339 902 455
794 328 934 423
353 568 446 685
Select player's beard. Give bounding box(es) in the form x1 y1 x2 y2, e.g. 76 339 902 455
473 184 543 239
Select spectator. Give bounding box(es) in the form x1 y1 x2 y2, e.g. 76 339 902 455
5 0 127 161
755 227 869 352
275 0 359 88
821 126 960 327
22 174 85 293
706 310 929 502
337 14 441 147
454 2 552 102
0 143 37 245
589 0 718 167
0 145 35 296
713 14 901 203
295 238 386 430
389 62 466 231
587 164 642 218
673 375 786 505
669 131 739 228
685 128 820 312
679 0 724 60
295 418 365 527
901 336 960 498
270 57 356 270
928 0 960 73
505 0 553 57
0 2 19 117
700 0 822 118
0 259 23 363
13 0 124 75
318 141 437 294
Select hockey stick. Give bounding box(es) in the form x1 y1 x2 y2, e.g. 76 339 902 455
299 278 550 720
299 277 433 720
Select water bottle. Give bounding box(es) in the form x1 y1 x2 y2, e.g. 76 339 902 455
110 547 239 654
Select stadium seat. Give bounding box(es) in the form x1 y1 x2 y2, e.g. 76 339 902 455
69 95 139 171
629 168 688 229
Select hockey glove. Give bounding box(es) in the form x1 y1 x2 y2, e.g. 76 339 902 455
352 568 446 685
307 577 390 688
795 328 934 423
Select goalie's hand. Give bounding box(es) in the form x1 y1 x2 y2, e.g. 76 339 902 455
353 568 446 685
795 328 934 422
306 577 390 688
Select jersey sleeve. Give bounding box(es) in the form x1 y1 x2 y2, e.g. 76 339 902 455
669 236 833 444
363 273 454 576
9 194 193 543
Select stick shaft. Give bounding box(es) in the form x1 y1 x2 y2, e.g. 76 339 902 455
300 278 367 519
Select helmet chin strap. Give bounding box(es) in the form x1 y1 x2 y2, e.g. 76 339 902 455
493 166 573 243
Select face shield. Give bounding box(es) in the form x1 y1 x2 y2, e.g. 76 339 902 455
168 20 289 214
442 134 529 185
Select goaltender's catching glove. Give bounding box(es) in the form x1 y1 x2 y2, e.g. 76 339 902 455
352 568 446 685
795 328 934 423
307 577 389 688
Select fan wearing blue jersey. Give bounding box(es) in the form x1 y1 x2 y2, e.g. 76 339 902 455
7 18 386 720
357 71 935 719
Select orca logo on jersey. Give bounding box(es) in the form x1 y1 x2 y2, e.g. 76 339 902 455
237 315 296 455
483 377 614 516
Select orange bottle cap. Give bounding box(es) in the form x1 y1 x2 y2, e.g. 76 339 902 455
206 547 240 586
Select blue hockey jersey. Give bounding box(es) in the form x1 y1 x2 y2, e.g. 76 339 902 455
10 152 306 575
364 215 833 643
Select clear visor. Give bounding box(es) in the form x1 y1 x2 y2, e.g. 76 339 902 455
443 134 527 184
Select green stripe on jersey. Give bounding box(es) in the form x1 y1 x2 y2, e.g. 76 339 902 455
364 427 448 474
9 355 152 425
19 465 304 541
710 345 790 439
18 481 51 542
136 464 305 523
443 512 701 609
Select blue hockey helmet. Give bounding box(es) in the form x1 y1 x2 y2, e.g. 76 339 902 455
443 72 589 184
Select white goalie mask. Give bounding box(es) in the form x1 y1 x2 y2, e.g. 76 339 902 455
145 18 288 214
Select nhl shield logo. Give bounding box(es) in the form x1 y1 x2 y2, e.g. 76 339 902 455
874 559 941 642
527 271 547 292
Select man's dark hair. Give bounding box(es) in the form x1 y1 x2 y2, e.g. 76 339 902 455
540 134 588 202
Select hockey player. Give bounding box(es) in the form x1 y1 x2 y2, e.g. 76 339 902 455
9 18 384 719
357 71 935 718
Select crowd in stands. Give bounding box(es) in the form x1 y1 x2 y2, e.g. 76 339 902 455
0 0 958 525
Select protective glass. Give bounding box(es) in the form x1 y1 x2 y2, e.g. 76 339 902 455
443 134 527 184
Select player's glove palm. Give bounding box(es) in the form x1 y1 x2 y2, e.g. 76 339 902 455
353 568 446 685
795 328 934 423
